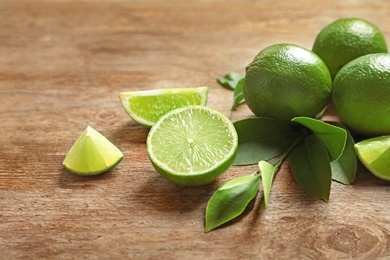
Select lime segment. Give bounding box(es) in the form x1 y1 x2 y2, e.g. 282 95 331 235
63 126 123 176
147 106 238 186
119 87 208 127
355 136 390 180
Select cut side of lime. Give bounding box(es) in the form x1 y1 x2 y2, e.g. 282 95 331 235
355 135 390 181
63 126 123 176
119 87 208 127
147 106 238 186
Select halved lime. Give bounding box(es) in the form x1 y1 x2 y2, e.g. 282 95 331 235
63 126 123 176
147 106 238 186
119 87 208 127
355 135 390 180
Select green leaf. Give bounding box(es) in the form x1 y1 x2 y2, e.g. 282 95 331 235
232 78 245 110
205 173 260 232
217 72 244 90
259 161 277 211
233 117 299 166
289 135 332 201
292 117 347 161
331 127 357 184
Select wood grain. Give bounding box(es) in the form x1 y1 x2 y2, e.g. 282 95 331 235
1 0 390 259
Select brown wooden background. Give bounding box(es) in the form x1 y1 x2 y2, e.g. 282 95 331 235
1 0 390 259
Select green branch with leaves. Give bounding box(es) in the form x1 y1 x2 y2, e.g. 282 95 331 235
205 74 357 232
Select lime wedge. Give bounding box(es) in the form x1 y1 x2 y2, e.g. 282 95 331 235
147 106 238 186
355 135 390 180
119 87 208 127
63 126 123 176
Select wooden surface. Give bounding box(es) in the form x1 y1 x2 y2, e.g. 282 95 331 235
1 0 390 259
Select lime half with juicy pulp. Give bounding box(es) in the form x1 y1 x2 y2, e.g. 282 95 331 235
63 126 123 176
147 106 238 186
355 135 390 181
119 87 208 127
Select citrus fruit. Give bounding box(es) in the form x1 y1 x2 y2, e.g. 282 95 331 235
243 43 332 122
63 126 123 176
332 53 390 137
355 135 390 181
119 87 208 127
312 18 387 79
146 106 238 186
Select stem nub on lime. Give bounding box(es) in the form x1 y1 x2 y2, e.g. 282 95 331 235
147 106 238 186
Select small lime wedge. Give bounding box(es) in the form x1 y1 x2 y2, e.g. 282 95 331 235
119 87 208 127
355 135 390 180
63 126 123 176
147 106 238 186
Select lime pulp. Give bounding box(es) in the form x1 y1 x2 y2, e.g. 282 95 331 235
146 106 238 186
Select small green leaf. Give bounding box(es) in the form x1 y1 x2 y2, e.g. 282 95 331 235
217 72 244 90
331 127 357 184
233 117 299 166
205 173 260 232
232 78 245 110
289 135 332 201
259 161 277 211
292 117 347 161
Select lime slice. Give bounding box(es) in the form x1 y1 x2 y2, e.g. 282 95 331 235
63 126 123 176
147 106 238 186
119 87 208 127
355 136 390 180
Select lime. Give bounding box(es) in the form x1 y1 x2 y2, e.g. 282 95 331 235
332 53 390 137
119 87 208 127
312 18 387 79
243 43 332 122
355 136 390 181
147 106 238 186
63 126 123 176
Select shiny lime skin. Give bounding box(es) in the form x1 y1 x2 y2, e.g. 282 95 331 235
243 43 332 122
313 18 387 79
332 53 390 137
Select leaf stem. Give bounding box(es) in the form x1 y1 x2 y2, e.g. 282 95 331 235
272 133 305 169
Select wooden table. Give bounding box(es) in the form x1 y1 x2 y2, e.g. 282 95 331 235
1 0 390 259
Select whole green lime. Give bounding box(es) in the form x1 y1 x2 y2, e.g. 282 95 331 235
332 53 390 137
243 43 332 122
312 18 388 79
